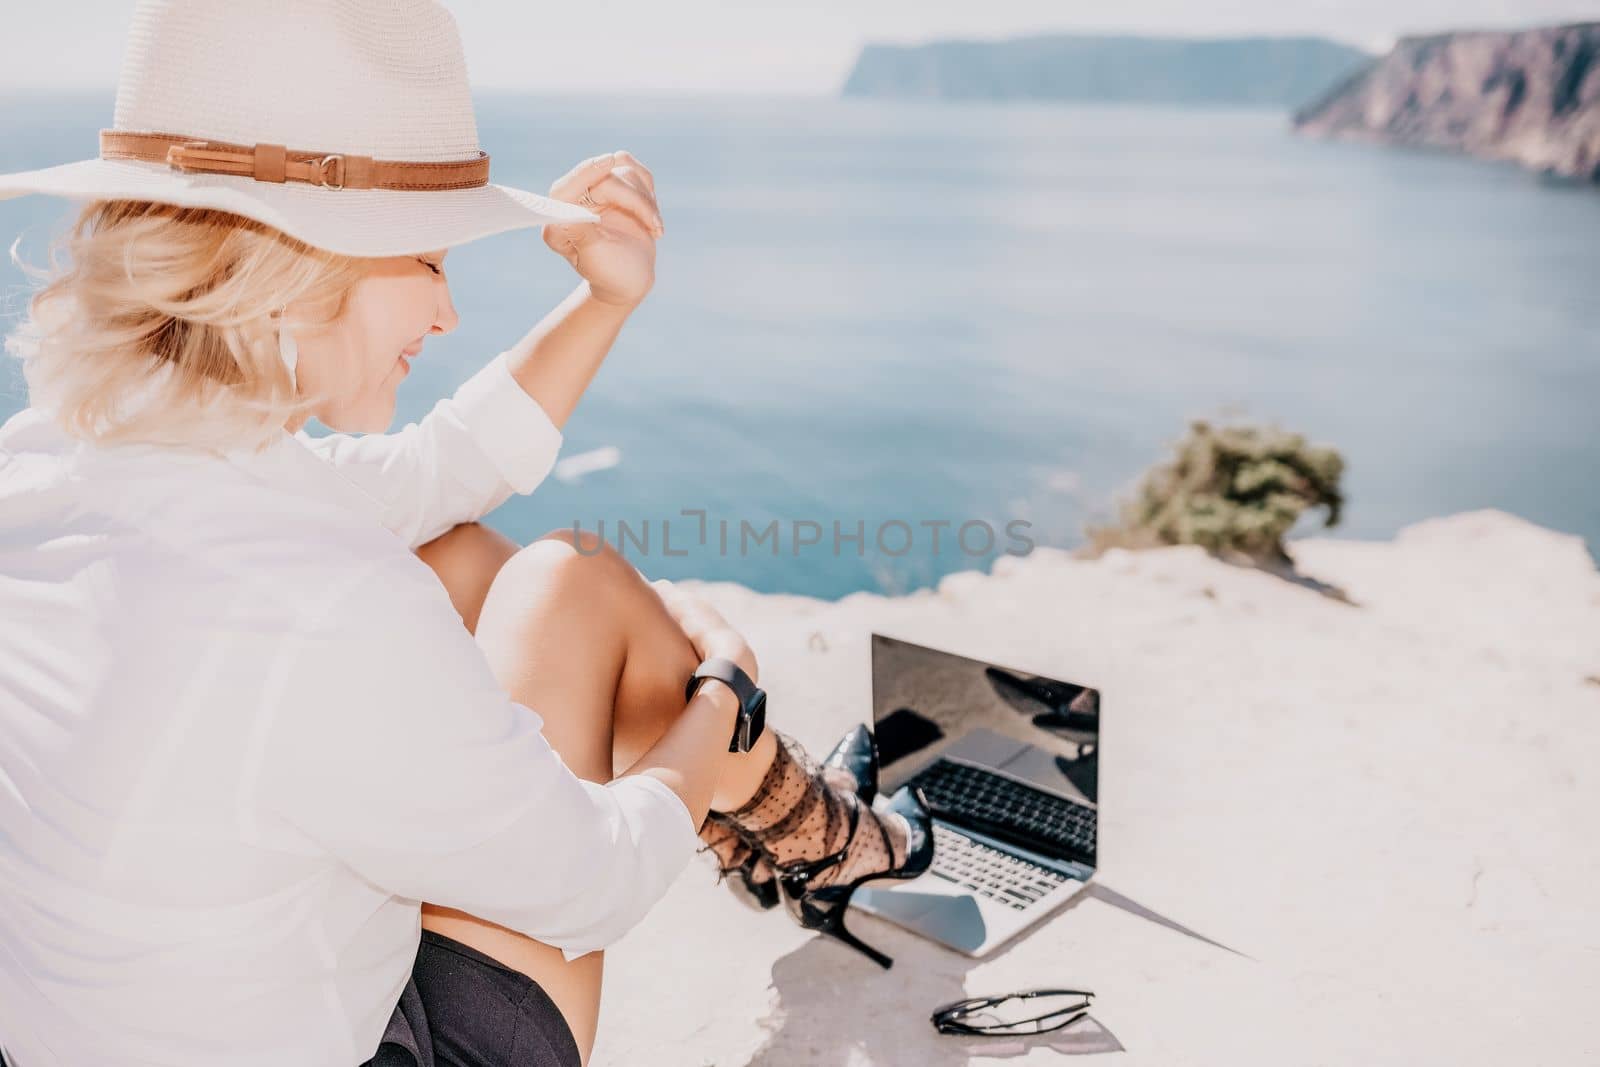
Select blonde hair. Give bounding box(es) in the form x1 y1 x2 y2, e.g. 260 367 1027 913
3 199 376 455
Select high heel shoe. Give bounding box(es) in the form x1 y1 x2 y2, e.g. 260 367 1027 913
821 722 878 804
772 783 935 969
700 723 880 911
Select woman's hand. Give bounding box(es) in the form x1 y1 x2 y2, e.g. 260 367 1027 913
651 579 760 686
543 150 663 309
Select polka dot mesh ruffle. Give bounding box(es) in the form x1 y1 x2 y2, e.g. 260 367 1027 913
698 730 908 892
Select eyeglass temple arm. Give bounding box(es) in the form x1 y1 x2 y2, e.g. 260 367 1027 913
932 1008 1093 1037
931 988 1096 1031
1015 988 1094 1002
937 988 1094 1013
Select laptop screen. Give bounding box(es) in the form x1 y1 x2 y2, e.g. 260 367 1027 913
870 634 1099 866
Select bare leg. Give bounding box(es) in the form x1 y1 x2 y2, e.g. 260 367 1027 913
412 524 777 802
410 523 777 1065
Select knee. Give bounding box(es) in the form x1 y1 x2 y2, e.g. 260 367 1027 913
531 525 631 563
501 528 697 669
525 526 642 585
485 526 640 613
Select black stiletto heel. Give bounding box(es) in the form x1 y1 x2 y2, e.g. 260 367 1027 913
799 886 895 969
775 784 935 969
710 723 882 912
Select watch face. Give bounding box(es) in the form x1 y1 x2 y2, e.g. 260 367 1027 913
749 690 767 744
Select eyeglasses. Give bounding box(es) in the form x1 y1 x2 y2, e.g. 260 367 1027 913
930 988 1095 1037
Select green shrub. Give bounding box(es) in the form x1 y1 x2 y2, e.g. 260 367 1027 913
1083 419 1345 564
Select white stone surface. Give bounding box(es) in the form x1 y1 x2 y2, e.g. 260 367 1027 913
590 509 1600 1066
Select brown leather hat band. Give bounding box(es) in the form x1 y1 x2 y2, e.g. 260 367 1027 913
98 129 490 191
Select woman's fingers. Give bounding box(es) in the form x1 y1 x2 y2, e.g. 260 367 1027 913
654 580 724 635
587 170 663 236
551 150 656 212
550 151 624 203
651 580 759 680
652 580 724 641
650 578 697 627
611 150 655 199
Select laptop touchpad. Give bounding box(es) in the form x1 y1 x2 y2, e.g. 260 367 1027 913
853 888 988 954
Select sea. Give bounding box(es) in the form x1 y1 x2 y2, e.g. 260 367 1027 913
3 92 1597 599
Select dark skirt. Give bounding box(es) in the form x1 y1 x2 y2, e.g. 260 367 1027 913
362 928 582 1067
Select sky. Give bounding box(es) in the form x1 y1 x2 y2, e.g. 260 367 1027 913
2 0 1597 95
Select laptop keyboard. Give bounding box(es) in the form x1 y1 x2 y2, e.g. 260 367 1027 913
903 757 1098 860
929 824 1069 910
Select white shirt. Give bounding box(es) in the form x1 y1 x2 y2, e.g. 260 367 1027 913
0 351 702 1067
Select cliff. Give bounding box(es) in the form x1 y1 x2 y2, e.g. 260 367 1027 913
1294 22 1600 183
592 509 1600 1066
841 35 1372 110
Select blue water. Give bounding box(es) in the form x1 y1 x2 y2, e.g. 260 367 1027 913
4 92 1598 598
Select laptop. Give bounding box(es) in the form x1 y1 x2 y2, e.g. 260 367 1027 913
849 634 1100 957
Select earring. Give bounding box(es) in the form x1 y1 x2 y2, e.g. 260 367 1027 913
277 305 298 392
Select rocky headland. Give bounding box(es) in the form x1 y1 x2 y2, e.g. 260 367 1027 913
1294 22 1600 183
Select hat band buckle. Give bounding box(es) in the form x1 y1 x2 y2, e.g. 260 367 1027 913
163 140 351 190
313 155 345 191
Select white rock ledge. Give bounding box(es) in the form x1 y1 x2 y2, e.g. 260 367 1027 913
592 509 1600 1066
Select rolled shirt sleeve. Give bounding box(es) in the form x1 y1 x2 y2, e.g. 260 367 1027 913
249 552 700 962
296 351 564 551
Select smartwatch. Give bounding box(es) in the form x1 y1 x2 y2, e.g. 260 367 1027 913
685 656 767 753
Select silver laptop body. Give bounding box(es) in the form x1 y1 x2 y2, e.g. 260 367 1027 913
849 634 1100 958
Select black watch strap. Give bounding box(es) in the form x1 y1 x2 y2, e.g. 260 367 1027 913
686 657 767 753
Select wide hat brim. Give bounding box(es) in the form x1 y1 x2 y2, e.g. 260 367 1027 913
0 156 601 258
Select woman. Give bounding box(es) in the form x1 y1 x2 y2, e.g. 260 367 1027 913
0 2 931 1066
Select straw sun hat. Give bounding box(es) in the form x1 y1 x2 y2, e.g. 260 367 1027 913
0 0 602 258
